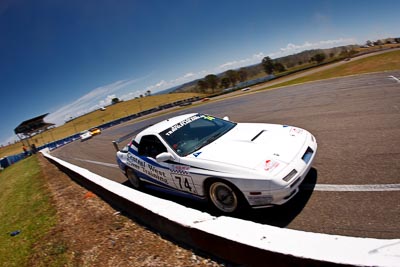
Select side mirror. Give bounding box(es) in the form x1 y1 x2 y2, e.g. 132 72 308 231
223 116 230 121
156 152 175 162
112 141 120 152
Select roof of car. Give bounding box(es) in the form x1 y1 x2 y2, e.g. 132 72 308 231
138 113 198 136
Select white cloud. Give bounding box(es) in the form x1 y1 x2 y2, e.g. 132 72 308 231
120 71 206 99
169 72 198 84
218 61 239 69
99 94 117 107
145 80 167 92
44 37 357 129
216 53 262 72
183 72 195 78
46 76 147 125
120 91 138 101
214 38 357 73
3 135 18 145
277 38 357 55
253 52 265 59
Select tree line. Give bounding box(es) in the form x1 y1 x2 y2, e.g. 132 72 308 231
196 69 248 93
188 38 398 94
111 90 152 105
195 50 337 93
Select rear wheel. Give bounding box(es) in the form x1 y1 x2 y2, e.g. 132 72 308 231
126 168 141 189
208 181 241 213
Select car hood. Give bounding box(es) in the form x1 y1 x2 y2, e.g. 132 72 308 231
188 123 308 174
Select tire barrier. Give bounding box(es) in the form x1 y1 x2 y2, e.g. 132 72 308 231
41 149 400 267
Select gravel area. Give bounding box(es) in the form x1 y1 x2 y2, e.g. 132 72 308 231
30 155 226 266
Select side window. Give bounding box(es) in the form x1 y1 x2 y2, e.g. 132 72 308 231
138 135 167 158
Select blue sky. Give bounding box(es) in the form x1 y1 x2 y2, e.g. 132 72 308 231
1 0 399 146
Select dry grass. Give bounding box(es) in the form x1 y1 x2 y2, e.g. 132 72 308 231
1 93 204 158
266 49 400 89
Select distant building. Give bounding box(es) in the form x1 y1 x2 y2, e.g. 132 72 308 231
14 113 55 145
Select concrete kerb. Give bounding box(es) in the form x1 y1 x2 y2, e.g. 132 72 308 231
40 149 400 267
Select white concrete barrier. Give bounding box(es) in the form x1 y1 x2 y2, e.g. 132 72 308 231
41 150 400 266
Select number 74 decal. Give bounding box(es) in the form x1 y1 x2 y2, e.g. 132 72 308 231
172 174 197 194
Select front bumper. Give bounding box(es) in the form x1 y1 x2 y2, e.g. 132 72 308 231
244 139 317 208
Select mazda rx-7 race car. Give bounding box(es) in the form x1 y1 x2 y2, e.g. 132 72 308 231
116 113 317 213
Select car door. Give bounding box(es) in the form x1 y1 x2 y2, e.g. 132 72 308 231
136 134 171 186
138 134 197 194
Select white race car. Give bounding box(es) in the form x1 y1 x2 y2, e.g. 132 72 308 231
80 130 93 141
116 113 317 213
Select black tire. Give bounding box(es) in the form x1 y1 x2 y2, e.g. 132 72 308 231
207 180 242 213
126 168 141 189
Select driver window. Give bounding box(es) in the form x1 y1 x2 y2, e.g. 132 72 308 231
138 135 167 158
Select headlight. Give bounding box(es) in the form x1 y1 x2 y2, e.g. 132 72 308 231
282 169 297 182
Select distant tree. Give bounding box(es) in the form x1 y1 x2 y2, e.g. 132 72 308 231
348 49 357 57
312 53 326 64
145 90 151 97
111 97 120 105
339 49 349 58
395 38 400 43
273 62 286 72
262 56 274 74
238 68 248 82
205 74 219 93
197 80 208 93
226 70 239 86
139 94 143 98
220 77 231 89
366 40 373 46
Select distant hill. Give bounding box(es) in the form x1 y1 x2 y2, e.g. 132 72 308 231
160 37 399 94
155 84 182 95
171 45 358 93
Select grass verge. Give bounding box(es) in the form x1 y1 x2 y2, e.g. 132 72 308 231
0 156 62 266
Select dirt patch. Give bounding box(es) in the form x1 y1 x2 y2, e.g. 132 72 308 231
29 155 224 266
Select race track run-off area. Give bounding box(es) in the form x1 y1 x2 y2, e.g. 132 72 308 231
52 71 400 240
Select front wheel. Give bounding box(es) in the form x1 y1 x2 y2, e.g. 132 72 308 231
208 181 242 213
126 168 141 189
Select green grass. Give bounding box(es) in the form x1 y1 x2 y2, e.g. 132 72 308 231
265 49 400 89
0 156 59 266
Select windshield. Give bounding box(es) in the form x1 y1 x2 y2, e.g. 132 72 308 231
160 114 236 156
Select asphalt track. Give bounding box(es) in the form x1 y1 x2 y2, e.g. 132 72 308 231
52 71 400 239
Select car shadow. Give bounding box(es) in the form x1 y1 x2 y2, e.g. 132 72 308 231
122 180 211 212
122 180 133 187
122 168 318 228
234 167 318 227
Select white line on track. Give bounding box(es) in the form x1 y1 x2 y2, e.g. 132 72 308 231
74 158 119 168
388 75 400 83
75 158 400 192
302 184 400 192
